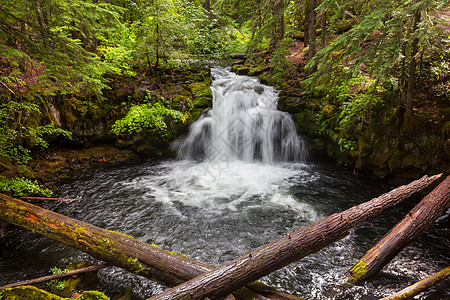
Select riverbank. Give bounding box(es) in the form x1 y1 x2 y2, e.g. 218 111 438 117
1 60 448 195
0 66 212 195
231 56 450 184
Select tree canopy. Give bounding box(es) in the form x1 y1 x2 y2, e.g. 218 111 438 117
0 0 449 195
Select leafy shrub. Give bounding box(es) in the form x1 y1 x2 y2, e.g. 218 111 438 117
0 177 52 197
46 267 70 291
111 98 187 138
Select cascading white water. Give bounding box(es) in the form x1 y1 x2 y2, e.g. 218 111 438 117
173 67 307 163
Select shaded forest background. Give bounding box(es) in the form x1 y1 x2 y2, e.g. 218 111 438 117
0 0 449 196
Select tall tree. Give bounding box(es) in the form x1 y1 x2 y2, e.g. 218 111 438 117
306 0 317 73
307 0 449 121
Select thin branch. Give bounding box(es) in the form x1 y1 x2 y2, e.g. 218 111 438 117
0 263 109 291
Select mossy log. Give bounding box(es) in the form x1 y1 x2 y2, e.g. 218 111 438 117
148 174 442 300
347 175 450 284
0 193 300 300
379 266 450 300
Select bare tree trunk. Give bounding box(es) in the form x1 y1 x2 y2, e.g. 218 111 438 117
0 194 301 300
204 0 211 13
347 175 450 284
271 0 285 49
379 266 450 300
148 175 442 300
307 0 317 74
35 0 49 48
321 9 326 47
304 1 310 47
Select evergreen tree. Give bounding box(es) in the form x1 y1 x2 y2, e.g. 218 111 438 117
307 0 450 120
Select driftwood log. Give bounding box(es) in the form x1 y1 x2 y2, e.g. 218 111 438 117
347 175 450 284
148 174 442 300
379 266 450 300
0 193 300 300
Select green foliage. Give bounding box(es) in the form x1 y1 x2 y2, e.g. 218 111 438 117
0 177 52 197
317 75 385 151
46 267 70 291
111 96 187 138
307 0 450 93
267 39 296 85
0 100 72 165
0 0 125 95
98 44 136 77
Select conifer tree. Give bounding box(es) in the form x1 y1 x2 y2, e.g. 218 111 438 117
307 0 449 120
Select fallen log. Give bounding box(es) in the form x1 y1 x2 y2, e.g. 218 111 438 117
19 197 78 202
379 266 450 300
0 263 109 290
148 174 442 300
0 193 301 300
347 175 450 284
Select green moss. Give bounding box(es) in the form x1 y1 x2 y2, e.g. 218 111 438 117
16 165 35 179
126 257 146 274
169 251 187 257
0 286 65 300
76 291 109 300
105 229 134 239
188 82 212 108
348 260 368 284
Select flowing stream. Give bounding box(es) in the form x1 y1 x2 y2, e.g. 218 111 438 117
0 68 448 299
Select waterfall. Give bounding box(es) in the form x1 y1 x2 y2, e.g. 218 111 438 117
173 67 307 164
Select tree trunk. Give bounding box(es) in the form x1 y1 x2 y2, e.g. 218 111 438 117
271 0 285 49
347 175 450 284
307 0 317 74
303 1 310 47
148 175 441 300
35 0 49 48
204 0 211 13
321 9 326 47
155 23 160 69
379 266 450 300
404 11 421 120
0 194 301 300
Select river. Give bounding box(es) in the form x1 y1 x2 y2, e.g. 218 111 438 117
0 68 448 299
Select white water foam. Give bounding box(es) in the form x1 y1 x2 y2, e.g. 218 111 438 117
123 160 319 219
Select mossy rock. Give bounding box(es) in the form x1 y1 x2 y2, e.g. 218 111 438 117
0 286 65 300
230 65 250 75
111 288 132 300
75 291 109 300
188 82 212 108
278 97 306 113
188 82 211 98
0 286 108 300
0 154 12 173
16 165 35 179
247 65 270 77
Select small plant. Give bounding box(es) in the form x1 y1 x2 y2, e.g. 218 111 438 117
268 39 295 86
46 267 70 291
0 177 52 197
111 98 187 138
